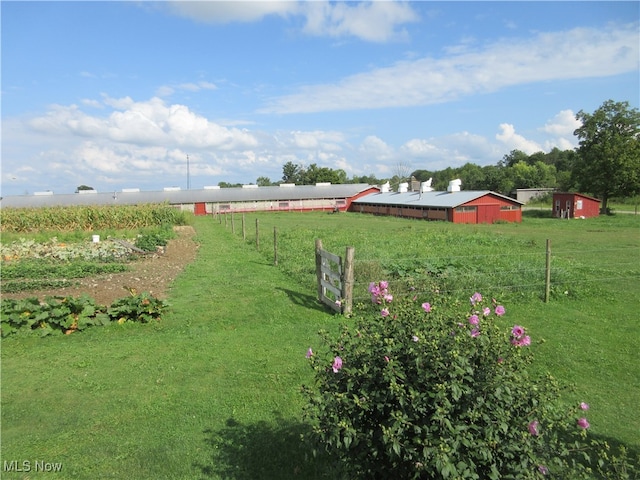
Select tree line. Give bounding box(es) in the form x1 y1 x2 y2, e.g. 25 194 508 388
222 100 638 213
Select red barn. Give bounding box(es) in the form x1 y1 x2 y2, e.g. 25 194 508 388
552 193 600 219
351 190 523 224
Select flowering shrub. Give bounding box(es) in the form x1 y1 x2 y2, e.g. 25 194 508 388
303 282 637 479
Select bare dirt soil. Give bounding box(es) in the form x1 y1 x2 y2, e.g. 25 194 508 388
2 226 199 306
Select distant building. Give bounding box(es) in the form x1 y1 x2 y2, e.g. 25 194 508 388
0 184 378 215
514 188 555 204
552 193 601 219
351 187 523 224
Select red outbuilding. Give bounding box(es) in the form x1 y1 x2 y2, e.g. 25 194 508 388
552 192 601 219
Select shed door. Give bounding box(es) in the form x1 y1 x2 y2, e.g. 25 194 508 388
477 205 500 223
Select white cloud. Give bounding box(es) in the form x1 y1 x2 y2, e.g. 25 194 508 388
163 1 418 42
359 135 395 161
301 1 419 42
165 1 298 23
156 81 218 97
261 23 639 113
496 123 542 154
541 109 580 137
28 97 257 150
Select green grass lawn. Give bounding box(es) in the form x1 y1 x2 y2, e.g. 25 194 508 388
1 212 639 479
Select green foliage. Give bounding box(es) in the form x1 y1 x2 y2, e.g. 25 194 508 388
0 203 189 233
108 289 168 324
134 226 174 252
303 283 638 479
1 291 167 337
1 259 129 293
573 99 640 211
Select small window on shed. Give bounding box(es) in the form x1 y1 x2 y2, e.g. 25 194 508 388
576 200 583 210
336 199 346 205
220 204 231 210
555 200 560 211
455 206 476 213
279 201 289 208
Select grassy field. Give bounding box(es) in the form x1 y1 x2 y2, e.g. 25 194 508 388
1 211 638 479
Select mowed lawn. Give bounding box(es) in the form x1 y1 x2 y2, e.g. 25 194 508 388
1 211 639 479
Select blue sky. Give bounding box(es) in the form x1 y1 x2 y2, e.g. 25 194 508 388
1 1 638 196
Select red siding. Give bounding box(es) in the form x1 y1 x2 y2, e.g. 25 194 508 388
553 193 600 219
351 193 522 224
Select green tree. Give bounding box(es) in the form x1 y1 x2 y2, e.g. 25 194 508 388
281 161 304 183
256 176 273 187
573 100 640 212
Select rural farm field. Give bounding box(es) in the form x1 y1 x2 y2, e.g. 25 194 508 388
1 208 639 479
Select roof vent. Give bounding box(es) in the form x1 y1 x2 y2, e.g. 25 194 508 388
122 188 140 193
420 178 433 193
398 182 409 193
242 184 259 189
34 191 54 196
280 183 296 188
380 181 390 193
315 182 331 186
203 185 220 190
163 187 181 191
447 179 462 193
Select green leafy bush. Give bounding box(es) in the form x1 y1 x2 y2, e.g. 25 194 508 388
134 227 174 252
1 291 167 337
302 282 637 479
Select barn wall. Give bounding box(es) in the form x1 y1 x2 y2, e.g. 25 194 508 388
553 193 600 219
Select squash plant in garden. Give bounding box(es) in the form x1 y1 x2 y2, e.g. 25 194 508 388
1 291 167 337
303 282 637 479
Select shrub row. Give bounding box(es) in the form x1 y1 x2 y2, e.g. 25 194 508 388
1 291 167 337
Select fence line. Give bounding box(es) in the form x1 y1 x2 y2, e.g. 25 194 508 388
216 215 639 307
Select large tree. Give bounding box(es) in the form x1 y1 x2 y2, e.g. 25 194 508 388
573 100 640 212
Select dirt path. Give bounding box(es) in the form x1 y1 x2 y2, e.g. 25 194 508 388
2 226 199 305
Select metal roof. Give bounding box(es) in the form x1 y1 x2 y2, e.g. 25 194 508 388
353 190 523 208
0 184 376 209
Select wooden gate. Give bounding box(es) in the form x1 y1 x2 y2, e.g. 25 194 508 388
315 239 354 314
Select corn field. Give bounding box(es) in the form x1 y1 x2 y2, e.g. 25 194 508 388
0 204 189 233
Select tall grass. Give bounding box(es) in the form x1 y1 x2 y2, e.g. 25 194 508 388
0 204 189 233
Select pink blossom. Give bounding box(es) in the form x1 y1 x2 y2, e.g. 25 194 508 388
468 314 479 326
306 348 313 359
384 356 390 362
511 336 531 347
528 420 540 436
421 302 431 312
332 356 343 373
495 305 505 316
538 465 549 475
482 307 491 316
577 417 590 429
511 325 525 338
580 402 590 411
470 292 483 305
384 294 393 303
335 299 342 307
471 328 480 338
368 282 379 294
379 280 389 290
381 308 390 317
412 335 419 342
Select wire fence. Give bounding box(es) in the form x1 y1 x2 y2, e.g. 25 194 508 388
215 212 640 305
